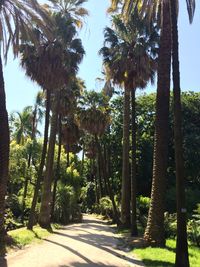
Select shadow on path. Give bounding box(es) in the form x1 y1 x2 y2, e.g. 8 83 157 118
51 216 144 267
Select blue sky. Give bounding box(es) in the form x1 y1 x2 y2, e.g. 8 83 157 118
5 0 200 113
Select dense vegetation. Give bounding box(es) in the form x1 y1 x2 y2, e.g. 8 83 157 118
0 1 199 267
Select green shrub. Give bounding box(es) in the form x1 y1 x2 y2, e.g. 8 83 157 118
99 197 113 219
164 212 177 238
54 184 80 224
6 194 22 218
4 208 22 231
137 195 150 215
188 204 200 247
81 182 96 212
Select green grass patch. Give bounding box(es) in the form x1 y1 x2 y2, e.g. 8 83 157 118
7 225 52 248
132 239 200 267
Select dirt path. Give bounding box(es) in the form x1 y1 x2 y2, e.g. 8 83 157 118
1 215 144 267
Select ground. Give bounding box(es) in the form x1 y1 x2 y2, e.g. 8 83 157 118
0 215 144 267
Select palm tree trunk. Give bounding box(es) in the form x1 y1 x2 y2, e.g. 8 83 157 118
121 87 131 227
39 90 60 229
0 56 9 255
96 154 103 198
51 114 62 220
170 0 189 266
27 89 51 230
22 103 38 223
80 144 85 178
144 0 171 247
131 88 138 236
95 135 119 224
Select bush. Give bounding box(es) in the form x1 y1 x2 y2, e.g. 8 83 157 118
188 204 200 247
99 197 113 219
137 195 150 215
164 212 177 238
4 208 22 231
80 182 96 212
54 184 81 224
6 194 22 218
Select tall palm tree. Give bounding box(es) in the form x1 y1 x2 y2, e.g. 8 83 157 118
27 89 51 230
108 0 171 245
21 91 45 223
78 90 120 221
38 15 85 229
100 13 158 229
109 0 196 252
0 0 52 254
170 0 195 265
20 3 86 229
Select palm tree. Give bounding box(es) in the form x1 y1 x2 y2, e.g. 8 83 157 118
0 0 52 254
170 0 195 265
100 13 158 230
20 3 86 229
109 0 196 251
108 0 171 245
46 0 89 28
38 16 85 229
78 91 120 221
10 107 33 145
27 89 51 230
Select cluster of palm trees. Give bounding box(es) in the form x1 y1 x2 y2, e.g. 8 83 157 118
103 1 195 266
0 0 88 254
0 1 197 266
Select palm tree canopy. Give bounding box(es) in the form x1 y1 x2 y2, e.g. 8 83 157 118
78 91 110 136
20 14 85 90
44 0 89 28
10 106 33 144
100 11 158 90
109 0 195 23
0 0 53 60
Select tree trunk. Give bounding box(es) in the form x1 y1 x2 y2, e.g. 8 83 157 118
51 114 62 220
27 89 51 230
144 0 171 247
95 136 120 225
170 0 189 266
131 88 138 236
121 87 131 227
39 90 60 229
80 145 85 178
0 56 10 255
96 153 103 198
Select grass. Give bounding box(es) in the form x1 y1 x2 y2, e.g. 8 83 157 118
7 225 52 249
132 239 200 267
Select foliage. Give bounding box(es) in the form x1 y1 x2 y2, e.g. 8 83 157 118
80 182 96 212
4 209 22 231
188 204 200 247
54 184 81 224
164 213 177 239
95 197 113 219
